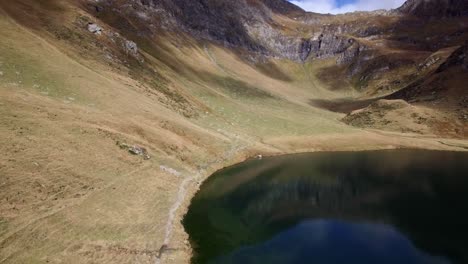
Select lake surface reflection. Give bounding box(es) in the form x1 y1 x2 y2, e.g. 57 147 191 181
183 150 468 264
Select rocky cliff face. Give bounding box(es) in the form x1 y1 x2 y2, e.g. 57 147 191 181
79 0 468 93
84 0 465 66
83 0 382 63
146 0 269 51
88 0 312 61
398 0 468 17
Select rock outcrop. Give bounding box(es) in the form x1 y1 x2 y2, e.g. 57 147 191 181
79 0 468 95
309 33 355 60
398 0 468 17
436 44 468 72
86 0 443 71
87 23 103 35
87 0 385 62
124 40 138 56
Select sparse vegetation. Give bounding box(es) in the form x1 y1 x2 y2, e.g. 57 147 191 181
0 0 467 264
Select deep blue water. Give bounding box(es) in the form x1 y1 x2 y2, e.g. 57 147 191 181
215 220 450 264
183 150 468 264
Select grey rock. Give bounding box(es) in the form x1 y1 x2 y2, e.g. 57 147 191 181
128 145 145 155
418 56 441 70
337 42 361 65
117 141 151 160
306 30 357 62
299 39 312 61
124 40 138 55
87 23 103 35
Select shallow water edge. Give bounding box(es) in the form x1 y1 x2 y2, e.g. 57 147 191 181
160 134 468 264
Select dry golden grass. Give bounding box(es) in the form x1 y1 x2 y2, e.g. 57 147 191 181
0 1 467 264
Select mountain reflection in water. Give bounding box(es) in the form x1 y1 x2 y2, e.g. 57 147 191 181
215 220 451 264
183 150 468 264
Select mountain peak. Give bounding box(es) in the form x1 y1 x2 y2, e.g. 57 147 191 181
398 0 468 17
260 0 305 15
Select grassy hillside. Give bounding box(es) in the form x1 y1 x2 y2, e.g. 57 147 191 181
0 1 466 264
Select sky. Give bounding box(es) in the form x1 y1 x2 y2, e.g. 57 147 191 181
288 0 406 14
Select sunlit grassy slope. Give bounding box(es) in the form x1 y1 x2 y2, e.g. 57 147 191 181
0 3 360 263
0 1 466 263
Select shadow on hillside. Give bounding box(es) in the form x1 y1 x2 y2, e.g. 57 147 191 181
82 0 295 83
197 71 275 99
309 98 381 113
0 0 66 30
254 61 293 82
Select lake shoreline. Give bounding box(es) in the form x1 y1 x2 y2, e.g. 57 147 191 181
162 131 468 264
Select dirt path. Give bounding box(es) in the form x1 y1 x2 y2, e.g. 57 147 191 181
155 139 249 263
204 45 229 75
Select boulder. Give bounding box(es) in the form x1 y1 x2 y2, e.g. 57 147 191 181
124 40 138 55
117 141 151 160
87 23 103 35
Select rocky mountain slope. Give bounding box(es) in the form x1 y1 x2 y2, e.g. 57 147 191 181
398 0 468 17
0 0 467 263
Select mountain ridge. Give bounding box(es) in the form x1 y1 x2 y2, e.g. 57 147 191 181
398 0 468 17
0 0 467 263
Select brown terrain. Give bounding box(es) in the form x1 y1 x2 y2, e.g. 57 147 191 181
0 0 467 263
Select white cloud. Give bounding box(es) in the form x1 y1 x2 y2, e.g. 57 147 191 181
289 0 406 14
